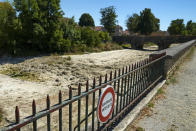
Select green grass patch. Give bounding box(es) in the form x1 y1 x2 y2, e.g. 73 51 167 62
143 42 157 48
157 88 165 95
0 67 41 82
122 44 131 48
147 102 154 108
166 76 177 85
43 56 71 66
136 127 145 131
66 56 71 61
96 42 123 51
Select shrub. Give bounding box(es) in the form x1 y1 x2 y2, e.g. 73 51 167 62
81 27 101 47
98 31 111 42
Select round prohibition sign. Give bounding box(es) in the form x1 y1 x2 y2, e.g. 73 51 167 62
97 85 115 123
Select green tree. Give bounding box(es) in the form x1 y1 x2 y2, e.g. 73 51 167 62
126 13 140 33
98 31 111 42
81 27 101 47
186 20 196 35
60 17 81 44
79 13 95 27
167 19 185 35
192 23 196 35
13 0 66 52
137 8 160 35
0 1 17 53
186 20 193 34
40 0 65 52
100 6 117 35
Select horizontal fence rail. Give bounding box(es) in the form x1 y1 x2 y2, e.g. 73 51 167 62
1 52 166 131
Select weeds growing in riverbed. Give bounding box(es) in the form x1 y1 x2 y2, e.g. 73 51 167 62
136 127 145 131
0 67 41 82
147 102 154 108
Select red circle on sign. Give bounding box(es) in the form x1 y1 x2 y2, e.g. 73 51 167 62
97 86 115 123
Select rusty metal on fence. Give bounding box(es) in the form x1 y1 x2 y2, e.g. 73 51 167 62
1 52 166 131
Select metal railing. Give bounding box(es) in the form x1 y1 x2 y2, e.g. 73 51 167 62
2 52 166 131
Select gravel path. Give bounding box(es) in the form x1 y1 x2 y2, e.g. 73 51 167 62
135 51 196 131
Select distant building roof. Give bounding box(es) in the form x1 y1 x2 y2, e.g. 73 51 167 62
95 26 105 31
151 31 169 36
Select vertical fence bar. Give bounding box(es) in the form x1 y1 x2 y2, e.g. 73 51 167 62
133 64 137 99
47 95 51 131
69 87 73 131
120 67 124 110
97 76 102 130
145 59 148 89
123 67 127 108
110 71 112 82
143 59 146 90
78 84 81 131
102 74 108 128
129 64 134 102
107 72 113 130
112 70 117 118
140 61 145 92
126 65 131 105
85 80 89 131
138 62 142 94
92 78 96 131
116 69 120 114
105 74 108 83
59 91 62 131
32 100 37 131
134 63 137 98
146 59 150 87
15 106 20 131
136 62 139 97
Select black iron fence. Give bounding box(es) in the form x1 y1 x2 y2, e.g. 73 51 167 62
2 52 166 131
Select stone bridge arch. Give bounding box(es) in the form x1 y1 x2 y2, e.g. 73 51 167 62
113 36 196 50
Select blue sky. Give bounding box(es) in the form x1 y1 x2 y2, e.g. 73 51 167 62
61 0 196 31
1 0 195 31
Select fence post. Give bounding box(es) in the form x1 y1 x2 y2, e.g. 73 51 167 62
32 100 37 131
69 86 73 131
15 106 20 131
85 80 89 131
97 76 102 130
78 84 81 131
92 78 96 131
46 95 51 131
59 91 62 131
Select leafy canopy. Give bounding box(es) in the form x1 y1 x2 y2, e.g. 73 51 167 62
100 6 117 35
0 2 17 53
79 13 95 27
167 19 185 35
126 8 160 35
186 20 196 35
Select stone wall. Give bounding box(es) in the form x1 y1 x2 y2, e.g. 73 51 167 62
149 40 196 77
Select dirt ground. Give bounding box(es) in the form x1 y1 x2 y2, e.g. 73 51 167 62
0 49 154 128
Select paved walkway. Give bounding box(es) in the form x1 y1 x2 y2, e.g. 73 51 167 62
136 51 196 131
